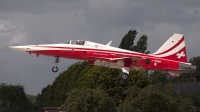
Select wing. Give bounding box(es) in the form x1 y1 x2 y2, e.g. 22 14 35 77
88 53 143 62
111 54 142 61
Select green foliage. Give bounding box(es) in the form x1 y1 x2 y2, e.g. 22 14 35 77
190 56 200 81
119 29 137 50
77 66 123 105
150 71 168 84
76 65 151 106
0 83 33 112
26 94 37 104
36 85 51 112
61 88 115 112
36 61 90 107
180 92 200 107
36 61 152 108
132 34 150 54
119 84 193 112
127 70 151 88
119 29 150 53
173 73 196 82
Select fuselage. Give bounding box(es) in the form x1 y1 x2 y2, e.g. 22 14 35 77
9 40 196 76
8 34 197 85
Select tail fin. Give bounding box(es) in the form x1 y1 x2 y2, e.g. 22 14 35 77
153 33 188 63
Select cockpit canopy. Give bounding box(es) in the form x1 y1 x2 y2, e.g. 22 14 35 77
65 40 85 45
63 40 107 48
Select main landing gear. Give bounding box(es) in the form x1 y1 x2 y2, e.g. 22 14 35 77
118 67 130 85
52 57 60 73
118 72 128 85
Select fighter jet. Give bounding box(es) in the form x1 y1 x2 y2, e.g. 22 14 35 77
9 34 196 85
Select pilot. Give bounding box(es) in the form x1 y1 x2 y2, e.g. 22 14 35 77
80 41 85 45
76 40 80 44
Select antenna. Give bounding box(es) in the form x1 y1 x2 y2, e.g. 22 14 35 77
106 41 112 46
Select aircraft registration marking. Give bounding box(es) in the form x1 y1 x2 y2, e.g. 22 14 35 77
151 60 161 67
152 60 162 63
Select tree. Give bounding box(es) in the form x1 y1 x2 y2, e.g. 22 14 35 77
119 29 150 53
127 70 151 88
172 73 196 82
150 71 168 84
61 88 115 112
35 85 51 112
0 83 30 112
43 61 89 107
132 34 150 54
77 65 151 106
26 94 36 104
189 56 200 81
119 84 193 112
180 92 200 108
38 61 151 107
119 29 137 50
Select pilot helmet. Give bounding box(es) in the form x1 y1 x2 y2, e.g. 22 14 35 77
76 40 80 44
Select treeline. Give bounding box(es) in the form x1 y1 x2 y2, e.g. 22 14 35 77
36 60 200 112
0 83 37 112
1 30 200 112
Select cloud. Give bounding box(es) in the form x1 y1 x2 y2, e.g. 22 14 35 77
0 0 84 14
84 0 200 30
9 33 26 45
0 20 27 48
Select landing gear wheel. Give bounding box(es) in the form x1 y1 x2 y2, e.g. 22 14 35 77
121 73 128 80
118 72 128 85
51 57 60 73
118 78 126 85
52 66 58 73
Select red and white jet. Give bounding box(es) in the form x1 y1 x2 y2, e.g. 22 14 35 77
9 33 196 85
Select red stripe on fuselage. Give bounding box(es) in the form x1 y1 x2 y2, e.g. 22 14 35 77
31 45 149 57
28 45 186 64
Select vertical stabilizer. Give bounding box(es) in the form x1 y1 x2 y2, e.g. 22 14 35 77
154 34 187 63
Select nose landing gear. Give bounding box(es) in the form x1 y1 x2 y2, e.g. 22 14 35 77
52 66 58 72
52 57 60 73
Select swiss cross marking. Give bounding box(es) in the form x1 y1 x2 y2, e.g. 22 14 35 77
176 51 185 59
154 62 157 66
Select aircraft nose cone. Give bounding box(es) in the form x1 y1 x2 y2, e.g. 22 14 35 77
8 46 27 52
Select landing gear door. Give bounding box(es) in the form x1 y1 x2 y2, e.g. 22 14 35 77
82 51 87 59
144 58 152 68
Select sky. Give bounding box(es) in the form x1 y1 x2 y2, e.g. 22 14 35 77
0 0 200 95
